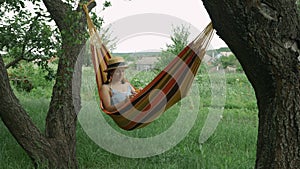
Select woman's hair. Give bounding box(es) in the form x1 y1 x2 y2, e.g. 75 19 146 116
105 69 126 84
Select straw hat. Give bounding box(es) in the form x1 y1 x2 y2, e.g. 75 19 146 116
104 56 128 72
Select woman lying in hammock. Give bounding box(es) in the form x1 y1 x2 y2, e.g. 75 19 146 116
99 56 137 112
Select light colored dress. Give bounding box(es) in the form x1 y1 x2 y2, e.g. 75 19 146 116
110 85 133 106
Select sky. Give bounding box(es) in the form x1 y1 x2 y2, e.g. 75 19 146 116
96 0 227 53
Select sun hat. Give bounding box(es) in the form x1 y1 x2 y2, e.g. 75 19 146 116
104 56 128 72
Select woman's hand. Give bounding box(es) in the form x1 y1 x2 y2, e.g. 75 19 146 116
129 94 135 99
123 96 131 103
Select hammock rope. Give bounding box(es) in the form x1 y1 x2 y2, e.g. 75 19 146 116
83 1 214 130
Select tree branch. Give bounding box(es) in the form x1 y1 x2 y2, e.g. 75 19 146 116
78 0 96 12
5 57 23 69
42 0 69 30
87 1 96 12
5 14 42 69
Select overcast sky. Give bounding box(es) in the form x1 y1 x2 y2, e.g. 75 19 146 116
96 0 227 53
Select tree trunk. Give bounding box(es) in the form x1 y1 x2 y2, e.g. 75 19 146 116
202 0 300 168
0 56 58 167
0 0 93 168
0 51 78 168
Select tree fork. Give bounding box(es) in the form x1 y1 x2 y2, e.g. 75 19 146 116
0 0 96 168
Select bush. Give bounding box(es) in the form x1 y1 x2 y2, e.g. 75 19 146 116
8 61 55 97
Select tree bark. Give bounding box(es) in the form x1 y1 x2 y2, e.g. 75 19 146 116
0 54 59 167
42 0 90 168
0 0 94 168
202 0 300 168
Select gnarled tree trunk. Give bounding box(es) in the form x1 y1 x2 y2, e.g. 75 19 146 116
0 0 94 168
202 0 300 168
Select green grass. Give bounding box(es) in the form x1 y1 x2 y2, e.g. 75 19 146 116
0 72 258 169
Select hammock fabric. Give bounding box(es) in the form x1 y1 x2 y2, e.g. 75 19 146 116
83 2 214 130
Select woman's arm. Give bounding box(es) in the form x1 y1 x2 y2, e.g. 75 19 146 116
127 82 138 96
100 85 130 112
100 85 116 112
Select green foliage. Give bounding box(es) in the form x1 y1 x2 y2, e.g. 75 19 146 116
213 54 243 72
217 47 230 52
103 1 112 9
0 0 26 14
155 51 176 71
155 24 190 70
219 55 238 68
167 24 190 54
62 9 88 46
1 0 114 90
129 70 157 88
1 1 60 80
8 61 55 97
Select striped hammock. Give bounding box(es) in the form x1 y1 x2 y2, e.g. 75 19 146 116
83 3 214 130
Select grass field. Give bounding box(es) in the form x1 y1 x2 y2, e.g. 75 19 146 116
0 72 258 169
